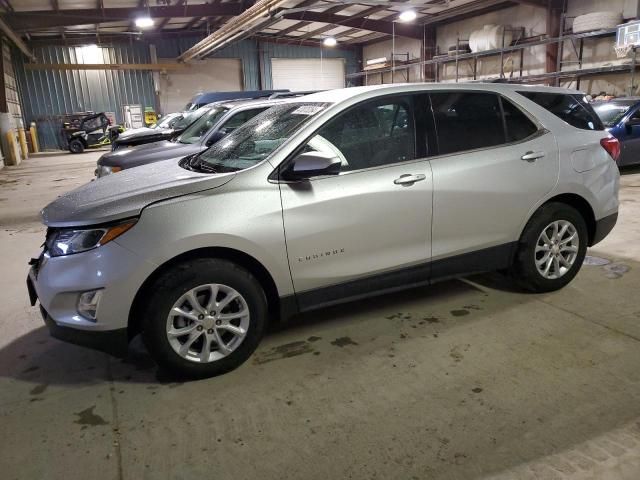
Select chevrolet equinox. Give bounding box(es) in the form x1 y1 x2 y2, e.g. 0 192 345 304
28 84 620 378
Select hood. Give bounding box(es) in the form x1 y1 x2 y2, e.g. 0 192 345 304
42 158 234 228
118 127 157 140
115 128 174 145
99 141 204 169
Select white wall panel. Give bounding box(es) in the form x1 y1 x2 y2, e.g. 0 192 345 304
271 58 345 90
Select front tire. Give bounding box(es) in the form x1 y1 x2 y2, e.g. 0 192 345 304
68 138 85 154
511 203 588 293
142 258 268 378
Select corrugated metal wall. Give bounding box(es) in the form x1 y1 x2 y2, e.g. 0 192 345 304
153 37 261 90
152 36 360 90
13 37 361 150
13 43 156 150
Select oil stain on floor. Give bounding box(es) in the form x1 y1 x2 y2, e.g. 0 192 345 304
74 406 109 426
330 337 359 347
253 340 315 364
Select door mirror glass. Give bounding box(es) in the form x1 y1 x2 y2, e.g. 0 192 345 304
284 151 341 180
206 130 226 146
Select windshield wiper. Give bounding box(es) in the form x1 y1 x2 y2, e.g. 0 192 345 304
181 153 217 173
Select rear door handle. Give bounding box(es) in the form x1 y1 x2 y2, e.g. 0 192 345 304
521 151 545 162
394 174 426 186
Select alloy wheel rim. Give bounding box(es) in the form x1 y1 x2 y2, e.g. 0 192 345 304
535 220 579 280
166 283 250 363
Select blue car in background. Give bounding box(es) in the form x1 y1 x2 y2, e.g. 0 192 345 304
593 98 640 167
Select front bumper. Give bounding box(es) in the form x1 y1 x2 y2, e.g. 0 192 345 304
27 239 156 354
38 301 128 357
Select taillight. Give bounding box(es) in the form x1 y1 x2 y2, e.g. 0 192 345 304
600 136 621 162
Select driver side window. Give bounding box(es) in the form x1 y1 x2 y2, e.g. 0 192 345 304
303 97 416 172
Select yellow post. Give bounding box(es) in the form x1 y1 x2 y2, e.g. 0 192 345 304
17 127 28 160
29 122 39 153
5 130 19 165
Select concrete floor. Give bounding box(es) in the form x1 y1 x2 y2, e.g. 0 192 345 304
2 150 640 480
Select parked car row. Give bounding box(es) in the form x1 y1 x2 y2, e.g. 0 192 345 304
29 84 620 379
95 92 317 178
96 98 284 177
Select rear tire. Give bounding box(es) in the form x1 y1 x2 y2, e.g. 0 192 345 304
68 138 85 154
141 258 268 379
511 203 588 293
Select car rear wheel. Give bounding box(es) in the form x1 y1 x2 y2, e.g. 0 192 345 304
142 258 268 378
68 138 85 154
511 202 588 292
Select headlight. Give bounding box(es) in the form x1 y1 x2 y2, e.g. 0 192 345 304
46 220 137 257
95 165 122 178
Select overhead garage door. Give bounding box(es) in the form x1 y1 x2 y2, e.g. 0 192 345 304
271 58 345 91
159 58 243 113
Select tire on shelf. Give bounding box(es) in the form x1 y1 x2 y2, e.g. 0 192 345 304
572 11 622 34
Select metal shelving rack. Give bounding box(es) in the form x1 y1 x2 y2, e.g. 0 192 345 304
348 26 634 90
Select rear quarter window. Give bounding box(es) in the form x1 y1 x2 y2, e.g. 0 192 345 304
517 91 604 131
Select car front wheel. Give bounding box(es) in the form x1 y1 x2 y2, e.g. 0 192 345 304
511 202 588 293
142 258 268 378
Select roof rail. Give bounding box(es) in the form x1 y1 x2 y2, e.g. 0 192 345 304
268 90 322 99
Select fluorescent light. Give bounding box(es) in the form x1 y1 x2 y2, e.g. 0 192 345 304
323 37 337 47
398 10 417 22
135 17 155 28
366 57 388 65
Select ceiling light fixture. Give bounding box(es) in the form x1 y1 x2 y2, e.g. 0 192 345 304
135 17 155 28
398 10 417 22
323 37 337 47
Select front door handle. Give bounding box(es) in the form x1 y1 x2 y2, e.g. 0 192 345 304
521 151 545 162
394 174 426 186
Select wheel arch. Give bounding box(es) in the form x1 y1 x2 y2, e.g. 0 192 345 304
526 193 597 246
128 247 282 339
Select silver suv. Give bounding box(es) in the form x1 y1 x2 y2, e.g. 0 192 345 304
28 84 620 378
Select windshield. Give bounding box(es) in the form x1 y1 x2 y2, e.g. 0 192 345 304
155 113 179 130
172 107 209 131
190 102 329 173
593 102 633 128
177 107 229 144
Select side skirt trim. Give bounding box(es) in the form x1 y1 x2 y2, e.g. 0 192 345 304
280 242 517 318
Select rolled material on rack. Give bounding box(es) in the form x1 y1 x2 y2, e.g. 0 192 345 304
572 12 622 34
469 25 514 52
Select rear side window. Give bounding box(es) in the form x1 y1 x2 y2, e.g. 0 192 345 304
501 97 539 142
518 91 603 131
430 92 505 155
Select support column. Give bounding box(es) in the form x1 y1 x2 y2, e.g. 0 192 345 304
423 25 437 82
0 39 7 114
546 0 564 85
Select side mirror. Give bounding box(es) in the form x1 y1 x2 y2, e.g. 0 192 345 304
206 130 226 146
283 151 341 180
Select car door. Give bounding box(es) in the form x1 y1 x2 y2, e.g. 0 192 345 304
619 105 640 166
278 95 433 310
428 91 559 278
